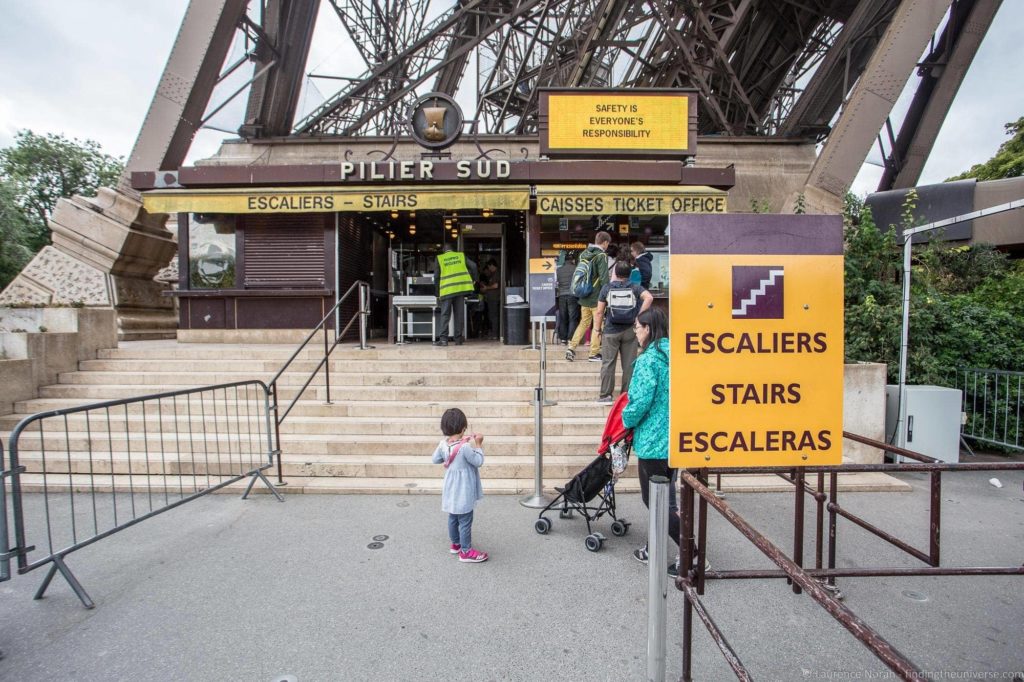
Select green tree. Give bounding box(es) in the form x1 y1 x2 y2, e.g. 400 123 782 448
0 130 123 254
947 116 1024 181
0 180 34 288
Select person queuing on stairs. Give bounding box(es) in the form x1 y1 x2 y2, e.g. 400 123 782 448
593 260 653 405
631 241 653 290
555 252 580 345
565 230 611 363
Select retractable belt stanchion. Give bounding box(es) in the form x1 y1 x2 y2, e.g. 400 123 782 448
519 386 552 508
539 324 557 407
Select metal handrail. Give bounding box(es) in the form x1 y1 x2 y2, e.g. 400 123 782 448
267 279 371 484
674 432 1024 680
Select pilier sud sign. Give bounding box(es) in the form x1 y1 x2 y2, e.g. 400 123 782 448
669 214 845 469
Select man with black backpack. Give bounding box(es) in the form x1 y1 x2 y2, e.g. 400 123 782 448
593 259 653 404
565 231 611 362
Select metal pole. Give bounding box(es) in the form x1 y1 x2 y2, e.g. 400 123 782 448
896 234 911 448
647 474 669 682
323 323 332 405
0 438 10 582
540 322 557 406
272 383 287 486
519 386 551 508
359 283 370 350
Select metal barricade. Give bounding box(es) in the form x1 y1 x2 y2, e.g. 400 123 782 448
1 437 11 583
674 431 1024 680
955 367 1023 452
3 380 280 608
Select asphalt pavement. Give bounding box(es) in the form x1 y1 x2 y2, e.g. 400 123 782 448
1 468 1022 681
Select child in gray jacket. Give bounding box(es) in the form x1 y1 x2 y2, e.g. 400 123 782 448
432 408 489 563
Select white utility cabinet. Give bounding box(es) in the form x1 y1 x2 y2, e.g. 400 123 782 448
884 385 963 463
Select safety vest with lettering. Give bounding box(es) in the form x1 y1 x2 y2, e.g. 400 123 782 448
437 252 475 299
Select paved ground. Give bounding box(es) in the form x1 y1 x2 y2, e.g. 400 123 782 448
1 468 1022 681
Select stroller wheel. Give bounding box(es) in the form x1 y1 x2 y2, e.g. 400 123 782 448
559 508 573 520
585 534 603 552
534 518 552 535
611 520 628 537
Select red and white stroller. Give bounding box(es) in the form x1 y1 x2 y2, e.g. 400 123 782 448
533 393 633 552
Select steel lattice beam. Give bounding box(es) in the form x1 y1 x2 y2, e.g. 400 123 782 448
878 0 1002 190
241 0 321 138
295 0 552 135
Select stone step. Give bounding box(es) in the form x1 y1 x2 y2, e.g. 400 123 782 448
1 413 606 437
13 471 910 496
36 383 604 402
99 345 549 361
11 452 619 480
78 358 600 374
12 398 607 420
12 432 601 457
58 369 605 388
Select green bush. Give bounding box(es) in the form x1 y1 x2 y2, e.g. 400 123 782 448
843 192 1024 386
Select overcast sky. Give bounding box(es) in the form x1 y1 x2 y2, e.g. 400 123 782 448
1 1 1021 197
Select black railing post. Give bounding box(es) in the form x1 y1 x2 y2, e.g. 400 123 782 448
680 474 695 682
272 381 286 486
323 322 332 405
827 471 838 588
929 471 941 567
815 472 825 571
793 468 805 594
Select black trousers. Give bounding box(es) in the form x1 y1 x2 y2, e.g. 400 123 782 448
484 293 501 338
556 295 580 342
438 295 465 341
637 458 680 549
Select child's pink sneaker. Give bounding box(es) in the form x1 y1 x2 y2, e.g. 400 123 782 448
449 543 461 554
458 548 489 563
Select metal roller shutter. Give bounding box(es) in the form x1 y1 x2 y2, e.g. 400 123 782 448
243 215 325 288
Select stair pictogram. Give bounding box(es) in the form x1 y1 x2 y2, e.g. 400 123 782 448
731 266 785 319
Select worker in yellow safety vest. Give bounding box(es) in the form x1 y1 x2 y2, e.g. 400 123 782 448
433 246 477 346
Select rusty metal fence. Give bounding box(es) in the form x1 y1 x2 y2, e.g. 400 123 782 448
674 431 1024 680
955 368 1023 452
1 380 281 608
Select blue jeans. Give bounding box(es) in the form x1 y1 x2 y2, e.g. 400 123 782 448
448 511 474 549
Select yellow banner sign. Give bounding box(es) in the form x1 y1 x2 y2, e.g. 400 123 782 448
545 92 693 154
536 186 726 215
142 185 531 214
669 215 844 469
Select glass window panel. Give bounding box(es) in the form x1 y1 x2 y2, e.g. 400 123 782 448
188 214 236 289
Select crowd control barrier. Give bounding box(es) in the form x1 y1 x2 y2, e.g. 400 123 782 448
1 380 281 608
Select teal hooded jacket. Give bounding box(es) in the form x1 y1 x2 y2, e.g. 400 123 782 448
621 337 669 460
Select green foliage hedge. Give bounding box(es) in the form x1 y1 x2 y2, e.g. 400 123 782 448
843 192 1024 386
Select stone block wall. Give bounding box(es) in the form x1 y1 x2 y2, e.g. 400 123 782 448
0 308 117 415
843 362 888 464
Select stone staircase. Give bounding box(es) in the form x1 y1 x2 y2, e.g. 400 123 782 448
1 340 908 496
1 341 637 495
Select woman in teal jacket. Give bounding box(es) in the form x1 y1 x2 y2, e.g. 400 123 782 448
621 307 678 568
